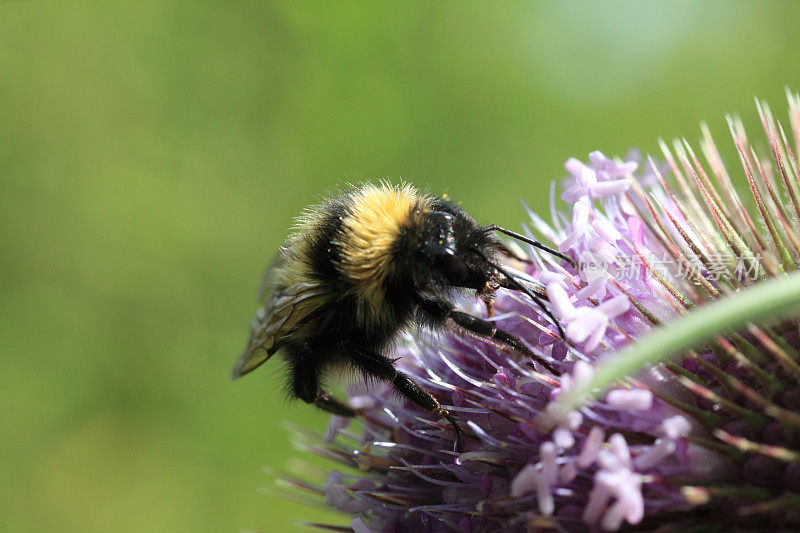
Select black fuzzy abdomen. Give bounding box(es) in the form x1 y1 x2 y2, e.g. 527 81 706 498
306 200 348 285
308 292 414 357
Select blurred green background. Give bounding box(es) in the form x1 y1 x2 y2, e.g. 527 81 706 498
2 1 800 531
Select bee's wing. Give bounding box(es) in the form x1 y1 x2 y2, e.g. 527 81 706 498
255 252 282 304
231 279 324 379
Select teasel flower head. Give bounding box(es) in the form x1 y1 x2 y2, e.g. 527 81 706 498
285 90 800 532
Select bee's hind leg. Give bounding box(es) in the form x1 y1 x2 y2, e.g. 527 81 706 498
348 347 465 452
312 391 358 417
291 356 357 417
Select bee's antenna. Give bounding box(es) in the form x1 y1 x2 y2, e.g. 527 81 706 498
482 225 576 268
471 248 567 340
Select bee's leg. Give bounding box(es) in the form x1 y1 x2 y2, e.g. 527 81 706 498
312 391 358 417
496 276 548 300
348 348 465 452
467 247 567 339
481 289 496 318
450 310 560 375
416 296 559 375
291 357 357 417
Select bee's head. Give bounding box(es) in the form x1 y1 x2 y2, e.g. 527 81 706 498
418 209 498 289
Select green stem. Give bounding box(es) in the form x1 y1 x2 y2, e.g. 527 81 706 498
559 270 800 410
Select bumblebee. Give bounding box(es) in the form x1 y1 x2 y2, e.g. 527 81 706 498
232 184 573 451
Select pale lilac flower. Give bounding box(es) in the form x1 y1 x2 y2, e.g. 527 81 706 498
559 197 592 251
562 153 633 202
283 93 800 532
588 150 639 180
563 295 630 351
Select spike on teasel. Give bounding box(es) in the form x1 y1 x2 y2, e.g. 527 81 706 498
280 91 800 532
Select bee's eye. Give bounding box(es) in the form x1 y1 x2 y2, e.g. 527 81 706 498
436 254 469 284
